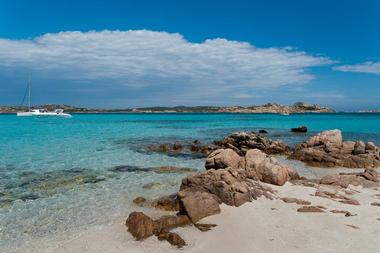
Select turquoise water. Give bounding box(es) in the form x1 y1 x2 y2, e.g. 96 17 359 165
1 113 380 252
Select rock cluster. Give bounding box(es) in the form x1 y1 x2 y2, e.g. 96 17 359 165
126 129 380 248
290 130 380 168
214 131 290 155
145 140 216 158
175 147 300 224
205 148 299 185
319 169 380 188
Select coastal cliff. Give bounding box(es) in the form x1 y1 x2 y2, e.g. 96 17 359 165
218 102 334 113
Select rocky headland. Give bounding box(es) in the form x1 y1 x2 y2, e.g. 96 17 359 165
217 102 334 114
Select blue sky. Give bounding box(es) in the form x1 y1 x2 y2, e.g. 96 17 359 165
0 0 379 110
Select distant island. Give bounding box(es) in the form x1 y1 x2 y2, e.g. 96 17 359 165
0 102 335 114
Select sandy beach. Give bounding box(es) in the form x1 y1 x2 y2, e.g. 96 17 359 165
46 182 380 253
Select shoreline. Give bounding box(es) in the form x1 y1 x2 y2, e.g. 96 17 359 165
28 182 380 253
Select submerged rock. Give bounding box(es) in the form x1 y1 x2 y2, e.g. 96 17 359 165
151 194 180 211
291 126 308 133
142 182 162 189
111 165 196 174
111 165 151 172
152 166 196 174
139 140 216 159
133 196 146 206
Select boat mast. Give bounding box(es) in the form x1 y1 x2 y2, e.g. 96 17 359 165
28 77 31 112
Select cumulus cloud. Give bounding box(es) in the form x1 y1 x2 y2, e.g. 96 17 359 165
334 61 380 75
0 30 332 102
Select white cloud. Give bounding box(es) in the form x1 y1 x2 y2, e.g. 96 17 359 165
0 30 332 100
334 61 380 75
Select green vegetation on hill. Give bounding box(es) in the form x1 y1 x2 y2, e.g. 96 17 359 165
0 102 334 113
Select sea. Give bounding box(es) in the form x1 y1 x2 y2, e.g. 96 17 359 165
1 113 380 252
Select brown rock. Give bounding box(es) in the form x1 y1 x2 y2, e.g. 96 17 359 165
133 196 146 206
153 166 196 174
151 194 179 211
194 223 217 232
154 215 191 233
297 206 325 213
366 142 376 151
315 185 340 199
320 169 380 188
345 224 359 229
339 199 360 205
214 131 290 155
126 212 155 240
320 174 361 188
290 130 380 169
158 144 170 153
178 189 221 223
285 166 301 180
281 197 311 205
180 167 266 207
330 210 355 217
291 179 319 188
142 182 162 189
353 141 366 155
245 149 290 186
341 141 355 154
205 148 242 170
172 142 183 151
156 231 186 248
291 126 308 133
305 129 343 147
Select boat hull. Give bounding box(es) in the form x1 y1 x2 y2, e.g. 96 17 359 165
17 112 72 118
17 112 34 116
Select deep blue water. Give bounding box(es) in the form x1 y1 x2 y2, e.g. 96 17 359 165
0 113 380 251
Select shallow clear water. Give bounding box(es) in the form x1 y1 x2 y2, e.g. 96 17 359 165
1 113 380 252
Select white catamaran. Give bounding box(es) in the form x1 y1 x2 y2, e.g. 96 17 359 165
17 80 72 118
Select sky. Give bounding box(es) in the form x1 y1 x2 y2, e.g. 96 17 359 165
0 0 379 110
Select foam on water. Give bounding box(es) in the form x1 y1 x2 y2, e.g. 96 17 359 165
1 113 380 252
